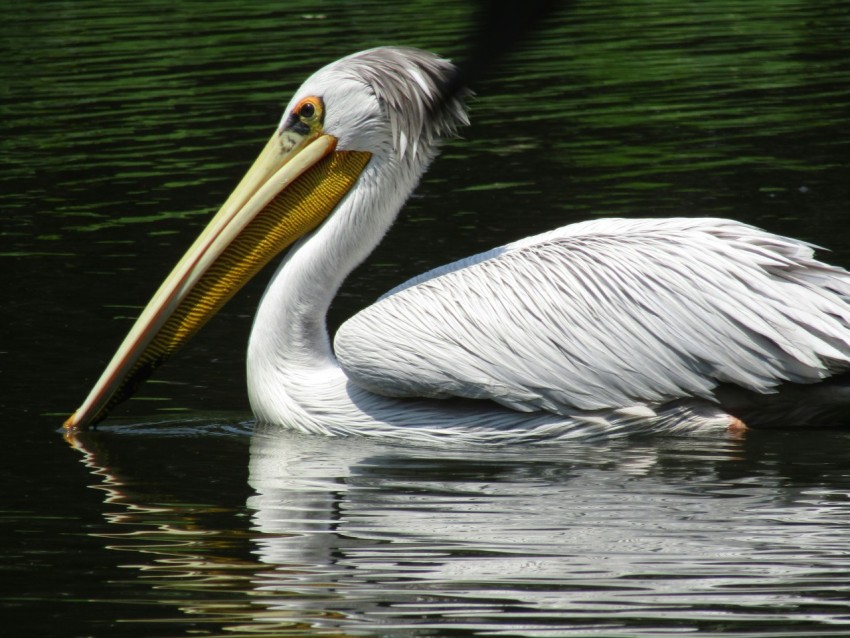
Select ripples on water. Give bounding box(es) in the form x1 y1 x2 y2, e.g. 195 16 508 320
3 0 850 636
59 423 850 637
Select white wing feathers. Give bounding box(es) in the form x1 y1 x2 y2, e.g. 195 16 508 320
334 218 850 415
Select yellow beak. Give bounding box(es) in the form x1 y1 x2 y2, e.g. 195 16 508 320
64 130 371 431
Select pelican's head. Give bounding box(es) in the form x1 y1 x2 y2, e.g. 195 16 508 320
290 47 469 168
64 47 469 431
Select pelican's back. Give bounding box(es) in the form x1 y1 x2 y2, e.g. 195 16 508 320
335 218 850 417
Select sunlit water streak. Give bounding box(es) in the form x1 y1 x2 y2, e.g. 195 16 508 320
3 0 850 636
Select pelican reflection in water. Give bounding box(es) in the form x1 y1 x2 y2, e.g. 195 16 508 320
64 47 850 442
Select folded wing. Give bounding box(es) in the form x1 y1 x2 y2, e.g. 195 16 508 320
335 218 850 415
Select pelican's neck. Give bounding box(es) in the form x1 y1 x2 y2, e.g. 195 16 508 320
246 154 427 423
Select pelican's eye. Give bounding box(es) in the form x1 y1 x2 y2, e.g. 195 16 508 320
283 96 324 141
295 97 323 124
298 101 315 119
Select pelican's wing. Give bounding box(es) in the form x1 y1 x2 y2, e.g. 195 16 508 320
334 218 850 414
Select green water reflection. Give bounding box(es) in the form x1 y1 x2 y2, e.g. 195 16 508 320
60 424 850 637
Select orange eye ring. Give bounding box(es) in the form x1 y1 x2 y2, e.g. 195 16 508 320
294 96 323 122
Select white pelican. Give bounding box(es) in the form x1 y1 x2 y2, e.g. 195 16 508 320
65 47 850 442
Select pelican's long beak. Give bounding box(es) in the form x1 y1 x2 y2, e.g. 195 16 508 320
64 129 371 431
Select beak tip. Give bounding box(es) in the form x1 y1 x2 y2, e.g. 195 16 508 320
63 412 81 431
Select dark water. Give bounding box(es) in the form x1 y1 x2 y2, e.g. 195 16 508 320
3 1 850 636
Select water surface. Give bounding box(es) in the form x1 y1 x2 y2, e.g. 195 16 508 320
3 1 850 636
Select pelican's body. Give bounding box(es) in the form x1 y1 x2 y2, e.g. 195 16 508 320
65 47 850 441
